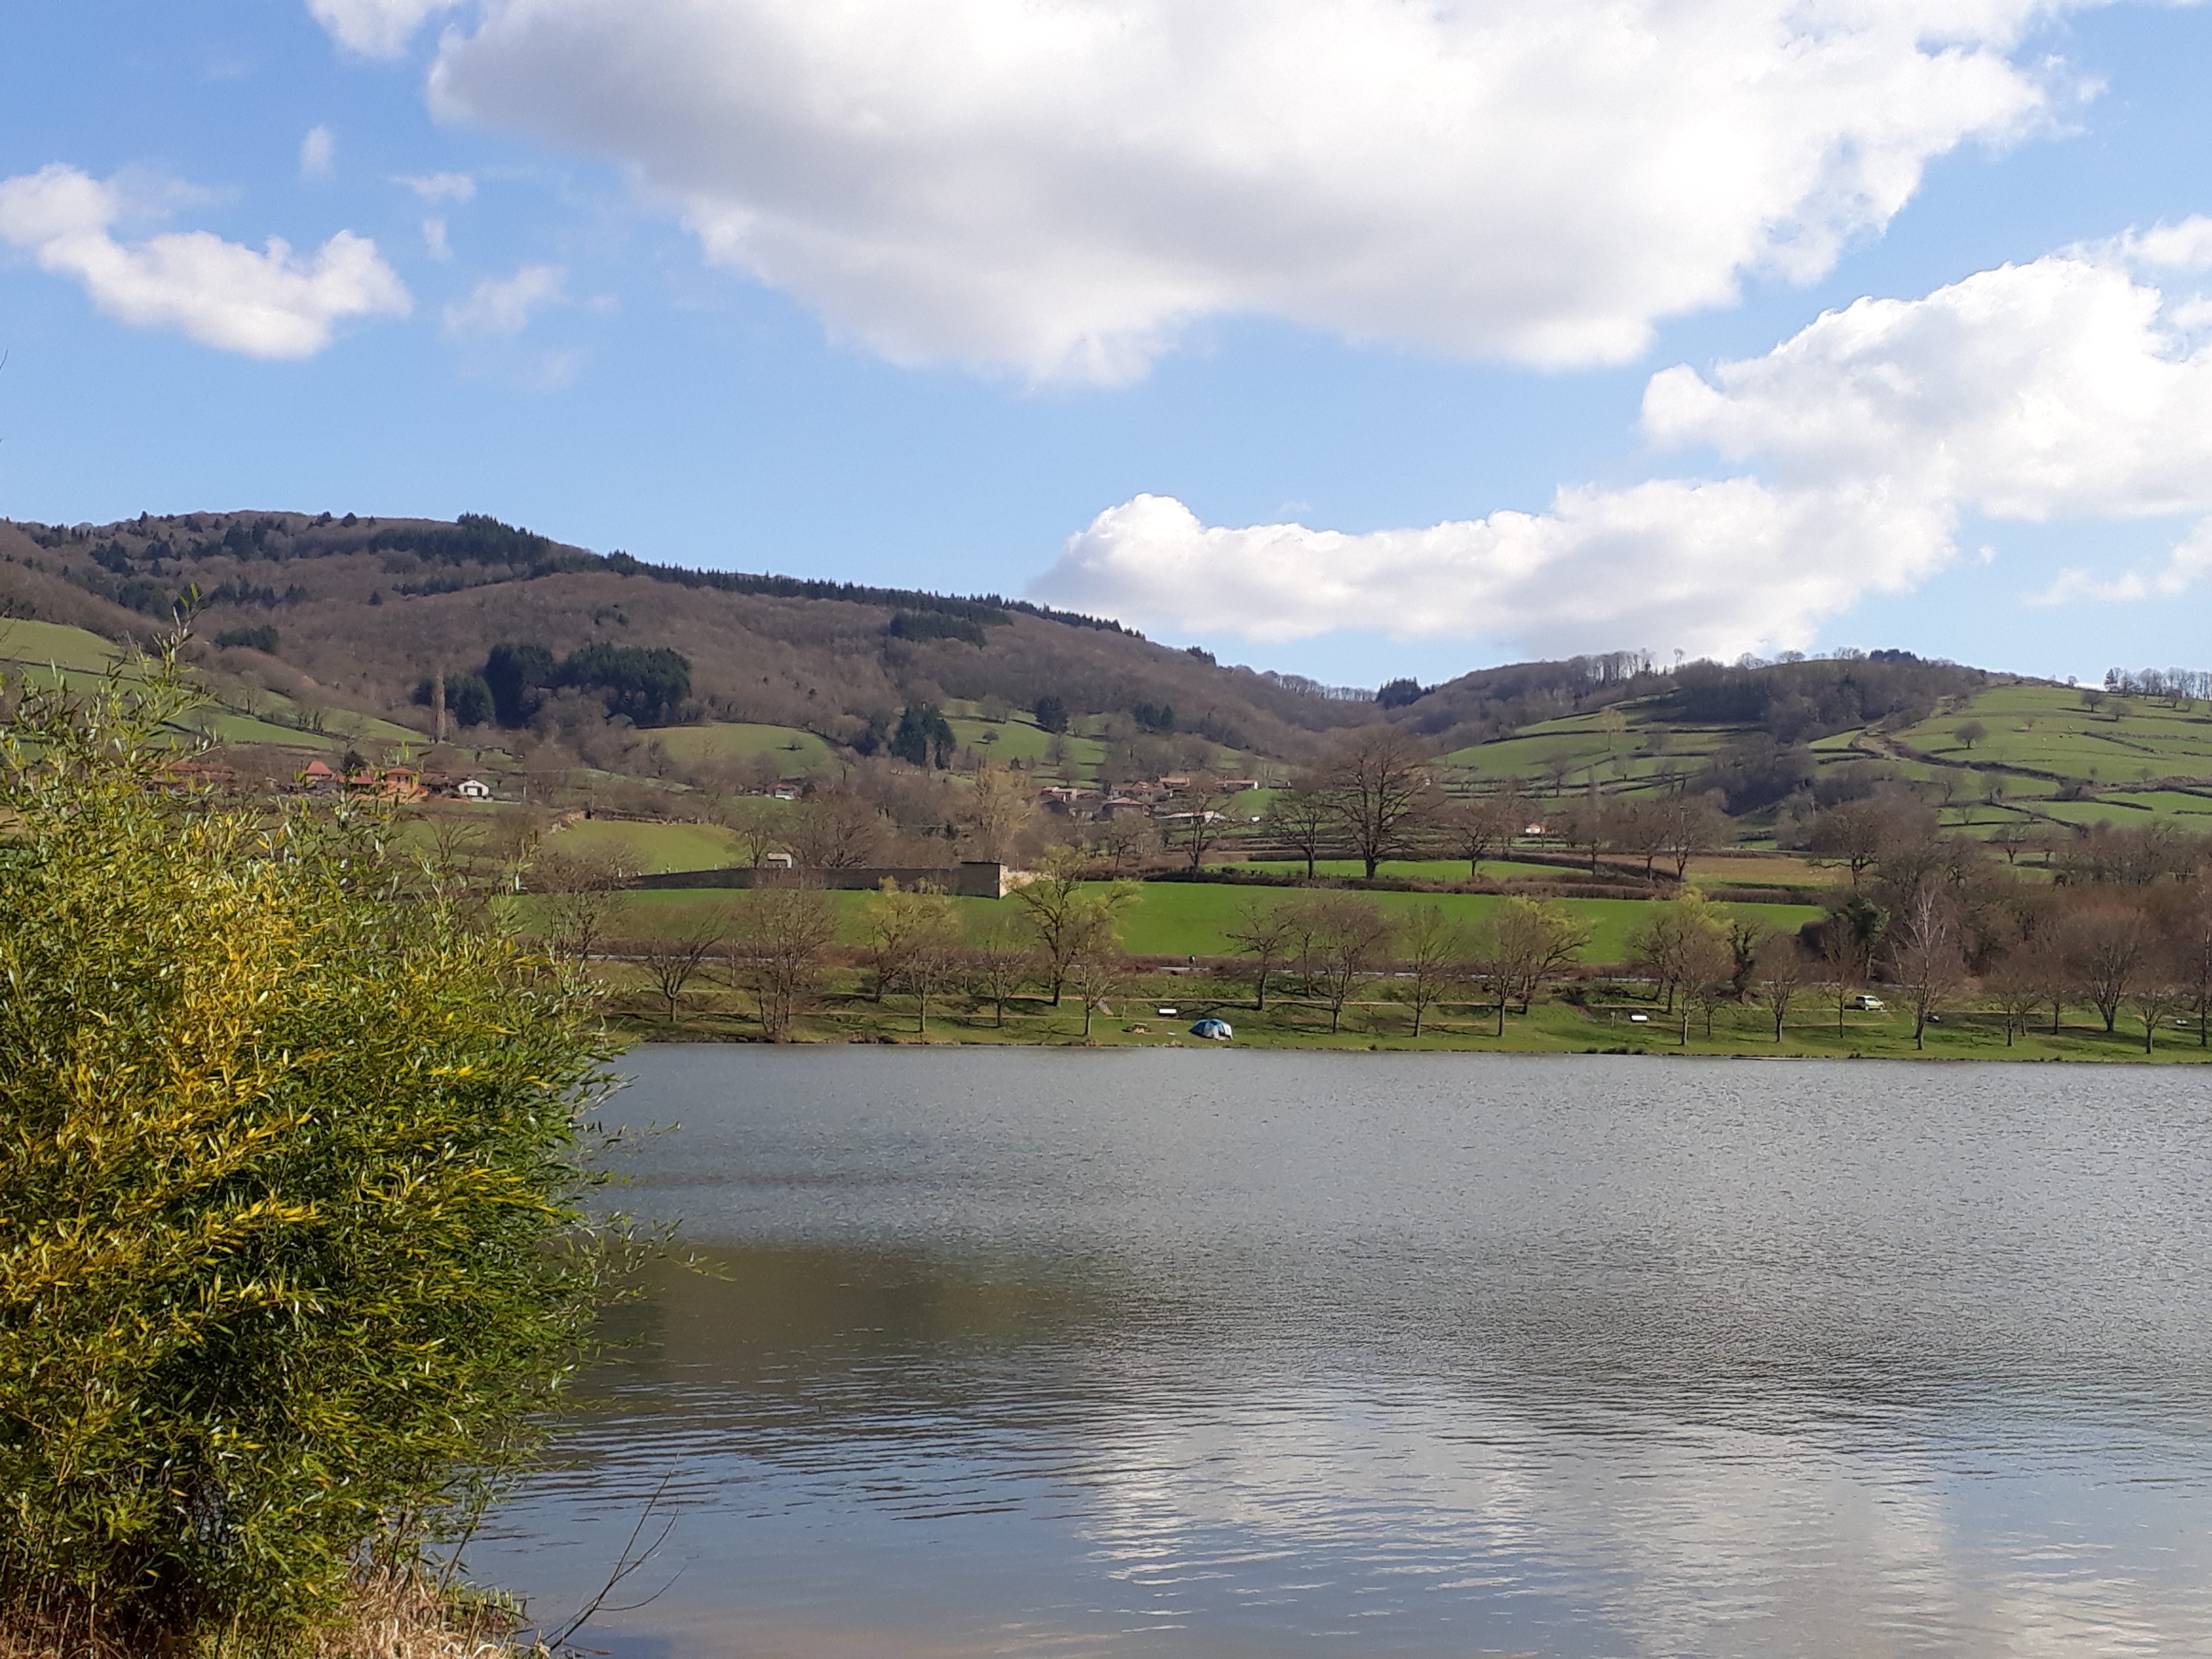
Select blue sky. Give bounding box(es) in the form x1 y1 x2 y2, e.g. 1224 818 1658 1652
4 1 2212 689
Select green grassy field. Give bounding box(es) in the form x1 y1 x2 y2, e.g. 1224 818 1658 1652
1103 884 1821 961
1897 684 2212 788
584 879 1825 962
0 620 428 752
2099 789 2212 816
2027 799 2149 829
184 710 323 748
944 710 1112 779
0 618 124 673
1679 853 1839 890
650 722 839 778
1424 679 2212 843
1439 708 1737 785
545 817 751 873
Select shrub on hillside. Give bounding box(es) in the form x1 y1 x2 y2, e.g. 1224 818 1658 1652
0 650 619 1651
212 624 279 655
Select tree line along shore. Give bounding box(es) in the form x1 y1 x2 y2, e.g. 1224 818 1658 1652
574 878 2212 1062
475 722 2212 1060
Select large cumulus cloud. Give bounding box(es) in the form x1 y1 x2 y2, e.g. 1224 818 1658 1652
408 0 2078 382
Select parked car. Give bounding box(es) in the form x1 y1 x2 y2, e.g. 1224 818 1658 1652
1848 994 1886 1011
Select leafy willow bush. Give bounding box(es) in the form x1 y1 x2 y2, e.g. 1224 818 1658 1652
0 654 618 1650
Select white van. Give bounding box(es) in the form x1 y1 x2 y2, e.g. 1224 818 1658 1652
1848 993 1886 1011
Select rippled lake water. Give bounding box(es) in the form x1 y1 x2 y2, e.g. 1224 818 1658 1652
475 1048 2212 1657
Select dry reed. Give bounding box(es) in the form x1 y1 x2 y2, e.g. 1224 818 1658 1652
0 1568 545 1659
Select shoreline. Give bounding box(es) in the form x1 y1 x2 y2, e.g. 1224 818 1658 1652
609 1007 2212 1065
620 1030 2199 1066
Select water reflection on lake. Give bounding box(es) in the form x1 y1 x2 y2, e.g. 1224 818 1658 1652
476 1049 2212 1657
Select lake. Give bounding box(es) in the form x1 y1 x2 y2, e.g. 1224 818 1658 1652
476 1048 2212 1657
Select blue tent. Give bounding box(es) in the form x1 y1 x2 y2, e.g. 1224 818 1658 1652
1189 1018 1233 1041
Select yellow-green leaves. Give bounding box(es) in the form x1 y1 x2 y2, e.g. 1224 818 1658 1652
0 651 616 1646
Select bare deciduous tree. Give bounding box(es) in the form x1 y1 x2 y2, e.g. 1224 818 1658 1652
716 795 790 867
2165 896 2212 1048
1626 888 1724 1014
1753 932 1806 1042
1557 788 1608 875
1224 894 1298 1011
789 791 888 868
1286 893 1394 1034
900 903 964 1034
1165 774 1237 871
1679 928 1736 1045
1087 812 1161 875
1605 796 1666 880
1263 786 1335 879
531 839 640 965
1655 791 1729 882
1889 882 1968 1050
959 763 1036 864
2130 958 2185 1054
1807 796 1933 885
729 885 838 1040
638 918 726 1023
1816 901 1884 1034
859 878 949 1004
422 813 488 890
1389 902 1466 1037
1984 945 2054 1045
1063 907 1130 1038
1441 788 1525 880
1014 845 1140 1005
966 913 1036 1028
1310 726 1440 879
2062 903 2156 1034
1473 896 1592 1034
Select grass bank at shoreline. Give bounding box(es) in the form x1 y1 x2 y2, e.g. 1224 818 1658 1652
603 974 2212 1064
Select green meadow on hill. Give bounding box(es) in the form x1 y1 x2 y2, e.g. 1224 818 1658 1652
647 720 841 777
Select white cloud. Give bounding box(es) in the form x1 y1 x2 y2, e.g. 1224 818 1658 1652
2030 523 2212 605
299 124 337 181
0 163 410 359
442 261 565 335
307 0 461 57
395 171 476 204
1037 239 2212 654
1032 484 1954 661
1643 254 2212 520
422 216 452 259
2113 214 2212 274
425 0 2079 383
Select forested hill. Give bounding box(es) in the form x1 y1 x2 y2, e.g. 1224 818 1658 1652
0 510 1384 760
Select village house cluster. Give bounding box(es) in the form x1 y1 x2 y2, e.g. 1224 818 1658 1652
161 758 495 802
1037 775 1261 824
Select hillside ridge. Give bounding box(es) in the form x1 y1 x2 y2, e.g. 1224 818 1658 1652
0 510 1384 767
